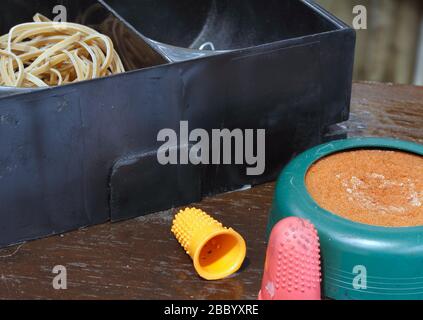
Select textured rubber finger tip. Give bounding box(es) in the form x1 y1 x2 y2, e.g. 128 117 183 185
172 207 246 281
259 217 322 300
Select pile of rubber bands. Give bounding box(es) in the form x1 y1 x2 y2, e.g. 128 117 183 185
0 13 125 88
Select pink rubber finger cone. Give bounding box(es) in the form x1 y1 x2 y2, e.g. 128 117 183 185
259 217 321 300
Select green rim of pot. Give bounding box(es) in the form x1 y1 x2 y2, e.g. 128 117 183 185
269 137 423 240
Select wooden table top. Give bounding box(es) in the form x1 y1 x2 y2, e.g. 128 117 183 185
0 82 422 300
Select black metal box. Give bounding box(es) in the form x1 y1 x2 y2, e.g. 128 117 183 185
0 0 355 247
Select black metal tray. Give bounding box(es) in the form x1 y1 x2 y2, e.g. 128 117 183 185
0 0 355 247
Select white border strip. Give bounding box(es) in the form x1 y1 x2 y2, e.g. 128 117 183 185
415 18 423 85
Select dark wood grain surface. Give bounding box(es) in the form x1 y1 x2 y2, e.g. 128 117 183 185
0 82 422 300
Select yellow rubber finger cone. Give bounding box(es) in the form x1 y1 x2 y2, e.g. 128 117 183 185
171 208 247 281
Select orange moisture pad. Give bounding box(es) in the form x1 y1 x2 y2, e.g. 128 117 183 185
306 150 423 227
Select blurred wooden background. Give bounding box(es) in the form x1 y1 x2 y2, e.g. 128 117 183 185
316 0 423 85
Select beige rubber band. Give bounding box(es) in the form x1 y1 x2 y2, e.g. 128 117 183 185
0 13 125 88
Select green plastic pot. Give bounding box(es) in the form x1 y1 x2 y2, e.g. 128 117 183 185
267 137 423 300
